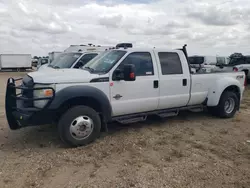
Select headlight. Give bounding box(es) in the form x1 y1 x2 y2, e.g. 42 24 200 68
33 84 55 108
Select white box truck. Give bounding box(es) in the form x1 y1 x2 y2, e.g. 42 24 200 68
0 54 32 71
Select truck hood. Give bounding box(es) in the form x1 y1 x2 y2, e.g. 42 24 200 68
37 64 52 71
28 69 100 84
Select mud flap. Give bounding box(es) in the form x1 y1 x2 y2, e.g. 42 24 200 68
5 78 20 130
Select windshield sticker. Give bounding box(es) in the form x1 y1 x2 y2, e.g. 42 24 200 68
146 72 152 75
73 54 81 58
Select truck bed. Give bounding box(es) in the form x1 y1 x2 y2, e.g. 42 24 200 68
188 71 245 106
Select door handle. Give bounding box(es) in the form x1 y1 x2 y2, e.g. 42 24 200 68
154 80 159 88
113 94 122 100
183 79 187 86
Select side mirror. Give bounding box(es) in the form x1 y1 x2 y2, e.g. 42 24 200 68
113 69 123 80
124 64 136 81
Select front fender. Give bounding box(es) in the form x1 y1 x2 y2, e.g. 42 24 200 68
207 77 242 106
49 85 112 121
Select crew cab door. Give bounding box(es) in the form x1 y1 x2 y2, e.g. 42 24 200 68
110 51 159 116
153 50 191 109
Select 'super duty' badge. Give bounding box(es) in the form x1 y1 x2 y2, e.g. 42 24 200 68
236 75 244 79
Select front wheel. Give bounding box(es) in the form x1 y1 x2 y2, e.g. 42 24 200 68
213 91 239 118
58 105 101 147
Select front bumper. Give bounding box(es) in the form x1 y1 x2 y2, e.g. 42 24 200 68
5 77 55 130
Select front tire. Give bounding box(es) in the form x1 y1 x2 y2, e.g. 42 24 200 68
58 105 101 147
214 91 239 118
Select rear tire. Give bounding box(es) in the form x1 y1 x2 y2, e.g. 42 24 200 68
212 91 238 118
58 105 101 147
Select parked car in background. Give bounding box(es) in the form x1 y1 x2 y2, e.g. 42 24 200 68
37 51 102 71
215 55 250 79
189 55 230 73
38 43 133 72
231 56 250 80
37 57 49 69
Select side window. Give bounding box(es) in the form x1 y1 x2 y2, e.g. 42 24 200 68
158 52 183 75
117 52 154 76
246 57 250 64
75 53 98 68
234 59 245 65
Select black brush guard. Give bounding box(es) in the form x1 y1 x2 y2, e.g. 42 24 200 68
5 77 55 130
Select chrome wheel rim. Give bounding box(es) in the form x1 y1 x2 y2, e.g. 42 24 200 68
224 97 235 114
69 116 94 140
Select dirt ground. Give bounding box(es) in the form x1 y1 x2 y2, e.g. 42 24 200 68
0 72 250 188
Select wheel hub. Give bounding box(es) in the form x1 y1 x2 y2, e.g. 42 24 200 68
69 116 94 140
224 97 235 114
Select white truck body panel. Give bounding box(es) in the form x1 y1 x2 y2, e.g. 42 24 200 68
154 50 191 109
0 54 31 69
64 45 114 53
204 56 217 65
190 73 245 106
234 64 250 79
28 48 246 117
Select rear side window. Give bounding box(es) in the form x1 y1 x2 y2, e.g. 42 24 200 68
158 52 183 75
246 57 250 64
118 52 154 76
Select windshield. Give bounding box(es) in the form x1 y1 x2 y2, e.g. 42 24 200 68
188 56 204 64
48 53 82 68
82 50 127 73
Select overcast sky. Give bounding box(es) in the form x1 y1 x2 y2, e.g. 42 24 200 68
0 0 250 56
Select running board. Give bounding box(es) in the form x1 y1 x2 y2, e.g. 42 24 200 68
112 105 204 124
157 110 179 118
188 107 204 112
116 116 147 124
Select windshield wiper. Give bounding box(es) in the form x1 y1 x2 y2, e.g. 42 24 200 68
83 66 95 72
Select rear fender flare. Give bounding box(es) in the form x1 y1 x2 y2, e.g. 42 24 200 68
207 77 242 107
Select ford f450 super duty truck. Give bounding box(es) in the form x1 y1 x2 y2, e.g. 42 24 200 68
5 45 246 147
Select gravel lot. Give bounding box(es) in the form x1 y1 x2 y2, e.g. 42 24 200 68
0 72 250 188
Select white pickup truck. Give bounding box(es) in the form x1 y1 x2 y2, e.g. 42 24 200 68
233 64 250 79
215 56 250 80
231 56 250 80
5 45 246 147
37 51 101 71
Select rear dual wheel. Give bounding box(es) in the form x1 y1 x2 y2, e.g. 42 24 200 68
208 91 238 118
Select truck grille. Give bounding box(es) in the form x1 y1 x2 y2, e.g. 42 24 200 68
22 75 34 107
